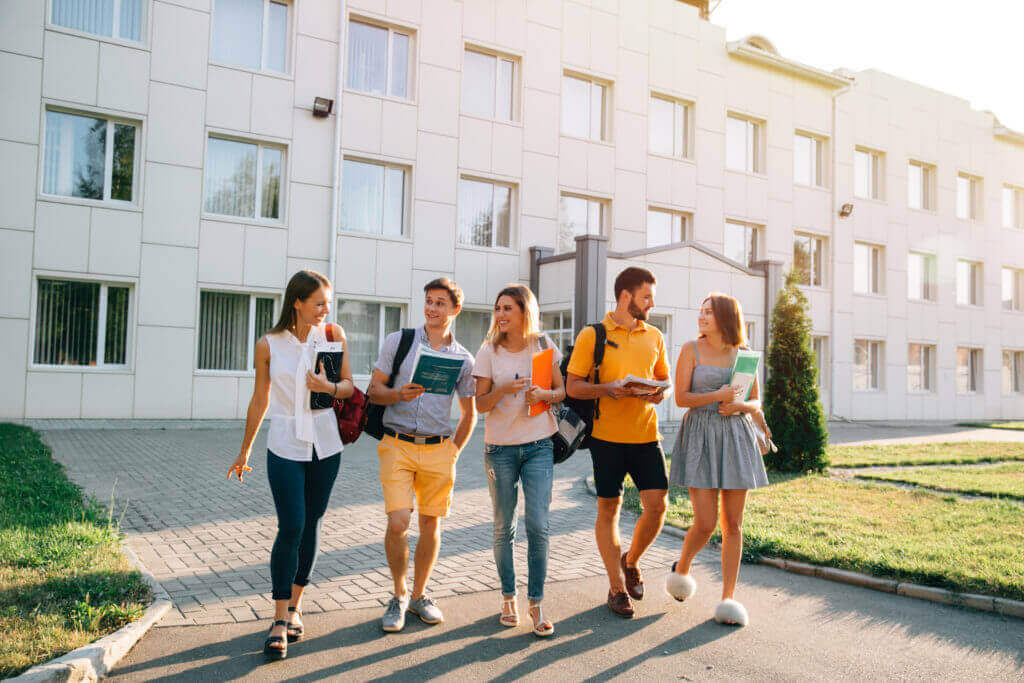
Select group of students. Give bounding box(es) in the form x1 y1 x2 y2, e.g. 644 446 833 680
226 266 769 661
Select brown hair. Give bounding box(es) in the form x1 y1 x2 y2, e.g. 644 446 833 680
698 292 746 347
424 277 464 308
614 267 657 301
270 270 332 334
486 284 541 349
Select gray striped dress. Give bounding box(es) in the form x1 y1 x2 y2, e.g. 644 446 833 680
668 342 769 490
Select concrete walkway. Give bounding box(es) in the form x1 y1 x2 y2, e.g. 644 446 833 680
34 421 1024 680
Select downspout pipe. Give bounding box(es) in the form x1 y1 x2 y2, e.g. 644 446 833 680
830 80 853 419
327 0 348 322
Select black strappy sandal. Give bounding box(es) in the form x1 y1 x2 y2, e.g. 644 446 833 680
263 620 288 660
287 606 304 642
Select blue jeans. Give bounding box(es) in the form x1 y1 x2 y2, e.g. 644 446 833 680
484 438 554 602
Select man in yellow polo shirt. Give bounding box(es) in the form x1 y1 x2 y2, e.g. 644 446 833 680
566 266 670 618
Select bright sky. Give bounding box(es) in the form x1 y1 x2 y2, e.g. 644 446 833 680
710 0 1024 132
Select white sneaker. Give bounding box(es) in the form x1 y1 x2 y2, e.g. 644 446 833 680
408 595 444 625
381 594 410 632
714 598 749 626
665 562 698 602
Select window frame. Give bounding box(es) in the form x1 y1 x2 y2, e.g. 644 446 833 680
47 0 149 45
558 192 606 254
854 147 884 201
561 72 610 142
853 339 883 392
39 106 143 208
956 259 983 307
456 175 517 250
336 298 406 378
853 242 884 295
793 232 827 288
339 156 411 239
209 0 293 75
645 207 690 248
726 113 764 174
907 159 936 211
793 131 827 188
30 275 136 372
907 251 937 303
1002 267 1024 312
956 172 983 221
724 220 762 268
461 46 519 123
812 335 829 389
1003 349 1024 395
956 347 983 394
540 309 574 356
648 94 693 159
907 342 936 393
345 17 416 101
195 289 279 375
202 134 287 224
1002 185 1024 230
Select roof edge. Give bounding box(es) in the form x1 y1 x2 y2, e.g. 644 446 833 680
727 41 854 88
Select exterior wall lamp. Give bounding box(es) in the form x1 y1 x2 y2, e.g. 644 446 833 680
839 203 854 218
313 97 334 118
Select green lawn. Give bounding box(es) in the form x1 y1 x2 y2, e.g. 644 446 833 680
958 422 1024 431
828 442 1024 468
859 462 1024 501
624 474 1024 601
0 424 150 678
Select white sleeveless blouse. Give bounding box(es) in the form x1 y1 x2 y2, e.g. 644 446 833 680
265 324 343 462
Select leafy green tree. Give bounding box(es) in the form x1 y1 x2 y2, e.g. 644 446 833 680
763 270 829 471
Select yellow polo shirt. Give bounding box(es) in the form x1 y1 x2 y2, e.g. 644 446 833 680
567 313 670 444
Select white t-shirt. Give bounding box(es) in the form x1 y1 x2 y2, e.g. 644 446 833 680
473 336 562 446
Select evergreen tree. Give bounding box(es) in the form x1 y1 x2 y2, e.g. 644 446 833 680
763 270 829 471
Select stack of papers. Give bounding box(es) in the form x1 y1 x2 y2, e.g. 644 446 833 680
410 345 465 395
617 375 671 395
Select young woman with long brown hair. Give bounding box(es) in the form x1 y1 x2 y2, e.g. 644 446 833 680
473 284 565 637
227 270 354 660
664 292 768 626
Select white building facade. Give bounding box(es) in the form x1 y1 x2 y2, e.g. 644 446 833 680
1 0 1022 421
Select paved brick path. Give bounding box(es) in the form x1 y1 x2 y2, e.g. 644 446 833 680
41 425 681 627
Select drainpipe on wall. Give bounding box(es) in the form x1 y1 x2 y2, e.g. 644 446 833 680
830 80 853 419
327 0 348 322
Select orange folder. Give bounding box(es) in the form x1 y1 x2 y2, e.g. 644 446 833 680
528 347 555 417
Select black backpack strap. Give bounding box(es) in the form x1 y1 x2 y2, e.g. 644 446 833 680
387 328 415 389
590 323 607 420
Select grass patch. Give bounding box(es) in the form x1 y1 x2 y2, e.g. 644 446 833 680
859 462 1024 501
828 442 1024 468
0 424 150 678
958 421 1024 431
624 474 1024 601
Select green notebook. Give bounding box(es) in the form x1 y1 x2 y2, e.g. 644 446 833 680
729 349 761 401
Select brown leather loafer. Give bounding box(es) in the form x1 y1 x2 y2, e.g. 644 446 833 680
607 590 635 618
621 553 644 600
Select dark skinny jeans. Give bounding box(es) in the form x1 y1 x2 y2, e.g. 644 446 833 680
267 448 340 600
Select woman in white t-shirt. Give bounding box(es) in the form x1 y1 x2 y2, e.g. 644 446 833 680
227 270 353 661
473 284 565 637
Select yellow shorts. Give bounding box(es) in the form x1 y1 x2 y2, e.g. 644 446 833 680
378 434 459 517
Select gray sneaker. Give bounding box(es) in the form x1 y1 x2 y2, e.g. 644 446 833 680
408 595 444 624
381 594 410 632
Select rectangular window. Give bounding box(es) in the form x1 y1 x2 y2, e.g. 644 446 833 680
1003 350 1024 394
854 243 882 294
211 0 290 72
957 173 981 220
907 343 935 392
854 339 882 391
462 49 515 121
1003 268 1024 311
458 177 513 248
197 291 275 371
42 110 138 203
337 300 403 376
558 194 603 254
204 137 283 220
33 279 131 367
347 20 412 98
649 95 690 158
541 310 573 356
956 260 982 306
724 220 760 268
812 335 828 388
793 233 826 287
50 0 145 42
744 321 756 349
454 309 492 357
957 347 983 393
341 158 407 236
726 115 761 173
907 252 937 302
793 132 824 187
1002 185 1024 230
907 160 935 210
854 148 883 200
646 208 688 248
562 74 606 141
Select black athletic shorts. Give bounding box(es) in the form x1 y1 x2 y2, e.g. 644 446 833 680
589 438 668 498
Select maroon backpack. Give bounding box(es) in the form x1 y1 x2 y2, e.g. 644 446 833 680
325 326 368 444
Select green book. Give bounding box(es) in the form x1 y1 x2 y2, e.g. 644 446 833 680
730 349 761 401
410 345 465 395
